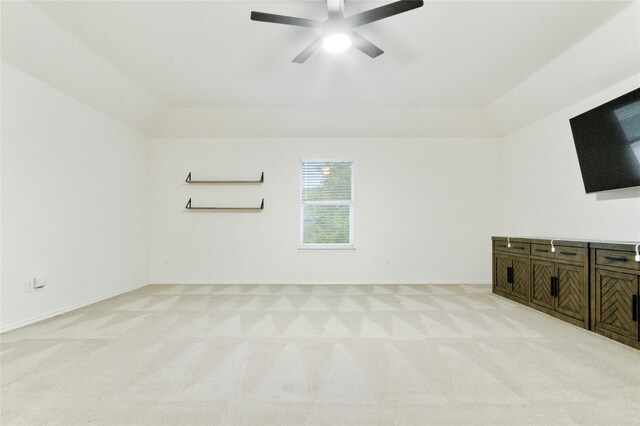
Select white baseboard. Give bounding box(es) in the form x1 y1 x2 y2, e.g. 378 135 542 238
0 282 149 334
149 280 492 285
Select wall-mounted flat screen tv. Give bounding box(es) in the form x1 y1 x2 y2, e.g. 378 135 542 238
570 88 640 193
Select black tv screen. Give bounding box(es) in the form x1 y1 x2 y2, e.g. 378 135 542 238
570 88 640 193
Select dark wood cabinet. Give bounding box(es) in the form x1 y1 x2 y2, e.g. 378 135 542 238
493 237 640 349
531 248 589 329
591 243 640 350
556 263 585 321
494 253 530 301
531 259 554 309
494 253 511 294
493 240 530 302
492 237 589 329
511 257 530 301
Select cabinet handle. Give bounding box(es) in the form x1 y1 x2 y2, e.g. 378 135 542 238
552 277 559 297
604 256 628 263
560 252 576 256
512 247 525 250
535 249 548 253
633 295 638 322
549 276 554 296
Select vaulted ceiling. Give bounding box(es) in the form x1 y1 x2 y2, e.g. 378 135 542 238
35 0 630 107
2 1 639 136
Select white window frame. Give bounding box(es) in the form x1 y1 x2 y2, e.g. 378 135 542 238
299 160 355 250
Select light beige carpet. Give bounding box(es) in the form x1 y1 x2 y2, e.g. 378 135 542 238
1 284 639 425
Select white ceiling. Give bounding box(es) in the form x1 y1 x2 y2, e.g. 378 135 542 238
34 0 631 109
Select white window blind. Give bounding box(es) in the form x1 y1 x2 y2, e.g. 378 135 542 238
300 161 354 247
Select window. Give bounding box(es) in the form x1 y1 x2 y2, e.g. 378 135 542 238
300 161 354 248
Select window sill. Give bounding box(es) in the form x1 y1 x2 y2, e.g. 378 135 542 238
297 245 356 251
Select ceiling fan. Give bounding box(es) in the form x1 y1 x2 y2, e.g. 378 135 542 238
250 0 424 63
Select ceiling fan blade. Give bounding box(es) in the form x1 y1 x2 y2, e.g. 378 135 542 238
250 11 323 28
292 36 324 63
350 31 384 58
343 0 424 28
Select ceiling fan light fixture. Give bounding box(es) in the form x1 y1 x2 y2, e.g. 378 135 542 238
250 0 424 63
323 33 351 53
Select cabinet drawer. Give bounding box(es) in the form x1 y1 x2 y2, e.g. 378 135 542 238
494 241 530 255
531 244 585 263
531 244 554 258
596 249 640 271
555 247 585 263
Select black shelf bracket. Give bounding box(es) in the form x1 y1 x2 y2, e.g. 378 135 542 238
185 198 264 211
186 172 264 184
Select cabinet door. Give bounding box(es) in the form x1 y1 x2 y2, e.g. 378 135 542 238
555 263 584 321
511 257 530 301
594 269 639 342
531 259 554 309
495 254 511 293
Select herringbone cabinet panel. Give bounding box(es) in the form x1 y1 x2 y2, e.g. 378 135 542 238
595 270 638 342
532 260 554 310
556 264 584 321
495 255 510 293
511 257 530 301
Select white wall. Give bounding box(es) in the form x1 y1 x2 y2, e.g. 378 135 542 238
497 73 640 241
0 62 149 331
148 137 499 285
153 106 497 138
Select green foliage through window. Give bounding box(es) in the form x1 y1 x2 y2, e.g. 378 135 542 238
301 161 353 245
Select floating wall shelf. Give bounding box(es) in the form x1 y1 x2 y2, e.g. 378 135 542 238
185 198 264 211
186 172 264 184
